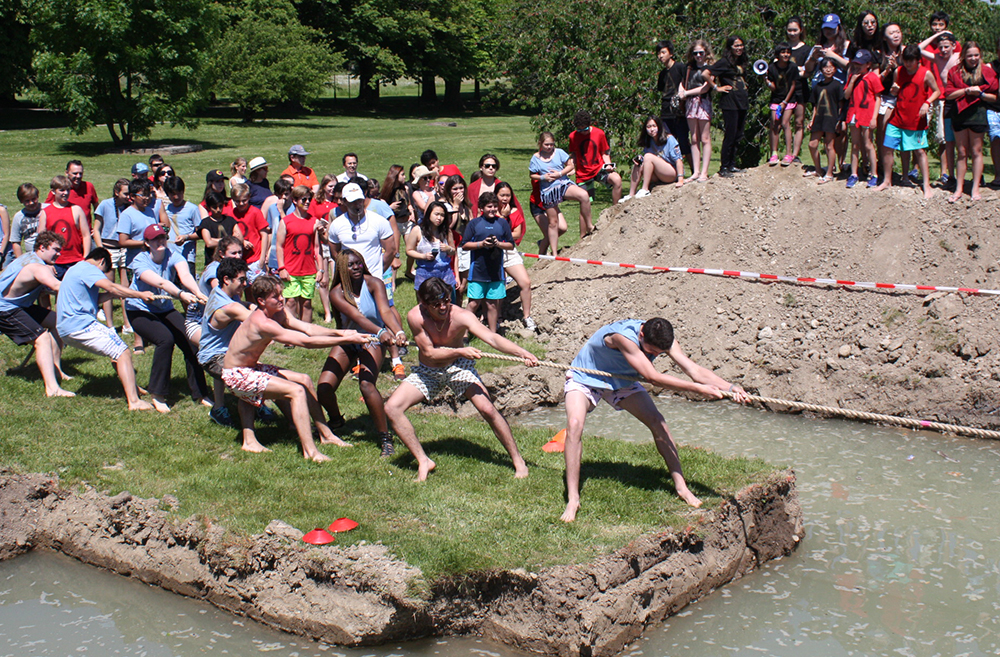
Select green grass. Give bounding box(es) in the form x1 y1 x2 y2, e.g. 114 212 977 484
0 103 776 579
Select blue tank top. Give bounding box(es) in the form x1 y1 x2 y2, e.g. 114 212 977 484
340 280 383 331
266 203 281 270
570 319 652 390
0 253 45 312
197 287 240 364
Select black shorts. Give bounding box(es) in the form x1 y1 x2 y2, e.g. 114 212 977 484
202 352 225 379
0 305 51 346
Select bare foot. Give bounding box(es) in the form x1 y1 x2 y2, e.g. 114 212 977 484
46 387 76 398
128 400 154 411
948 192 962 203
697 176 708 183
560 502 580 523
514 464 529 479
971 193 982 201
136 385 148 396
58 371 74 381
319 432 352 447
678 488 703 508
241 438 272 453
924 188 936 200
875 181 891 191
416 458 437 482
307 451 333 462
151 397 171 413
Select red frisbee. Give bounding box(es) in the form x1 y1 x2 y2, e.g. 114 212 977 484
542 428 567 453
328 517 359 533
302 528 336 545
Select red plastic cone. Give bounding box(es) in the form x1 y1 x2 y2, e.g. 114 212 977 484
302 528 336 545
328 517 359 533
542 428 567 453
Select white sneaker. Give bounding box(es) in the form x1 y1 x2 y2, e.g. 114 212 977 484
524 317 537 332
635 189 651 198
97 309 107 322
618 195 632 204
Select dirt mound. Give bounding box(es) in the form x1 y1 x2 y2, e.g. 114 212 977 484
523 166 1000 430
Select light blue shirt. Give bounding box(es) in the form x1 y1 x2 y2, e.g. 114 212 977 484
125 250 186 314
570 320 652 390
56 261 107 336
94 198 125 243
115 205 158 266
197 287 241 365
163 200 200 263
0 253 45 312
529 149 572 194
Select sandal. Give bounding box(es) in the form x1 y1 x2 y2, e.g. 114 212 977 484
817 176 833 184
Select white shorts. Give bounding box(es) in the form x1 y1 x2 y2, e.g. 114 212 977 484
403 358 483 400
457 246 470 273
64 321 129 360
564 373 646 411
106 246 127 269
503 248 524 268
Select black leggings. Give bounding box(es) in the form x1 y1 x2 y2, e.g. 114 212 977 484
720 108 748 170
130 309 209 401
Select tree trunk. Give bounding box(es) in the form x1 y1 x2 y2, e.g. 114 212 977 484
420 72 437 103
474 78 480 102
357 60 380 108
444 77 462 107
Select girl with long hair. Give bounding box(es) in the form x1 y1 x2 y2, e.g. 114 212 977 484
405 200 457 292
623 117 684 199
528 132 593 256
944 41 998 202
679 40 715 182
711 35 750 177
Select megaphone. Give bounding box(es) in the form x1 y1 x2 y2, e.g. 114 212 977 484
753 59 769 75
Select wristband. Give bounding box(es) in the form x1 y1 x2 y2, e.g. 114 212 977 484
278 266 287 272
395 331 406 339
378 327 389 337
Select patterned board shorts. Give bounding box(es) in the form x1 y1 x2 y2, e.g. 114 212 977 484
222 363 281 407
403 357 484 401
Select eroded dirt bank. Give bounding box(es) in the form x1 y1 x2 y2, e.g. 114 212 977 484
0 470 802 656
493 166 1000 429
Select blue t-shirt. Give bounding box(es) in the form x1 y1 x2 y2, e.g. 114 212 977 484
56 261 107 337
115 205 159 266
197 287 241 365
0 253 45 312
163 200 201 263
94 198 125 243
529 149 572 194
265 202 282 270
570 319 653 390
645 135 683 169
199 260 221 297
125 250 186 314
462 215 513 283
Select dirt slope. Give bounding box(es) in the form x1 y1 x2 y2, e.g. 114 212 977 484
516 166 1000 430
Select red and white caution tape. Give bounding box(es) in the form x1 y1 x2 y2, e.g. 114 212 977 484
522 253 1000 297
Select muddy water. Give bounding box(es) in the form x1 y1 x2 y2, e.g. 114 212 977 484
1 396 998 656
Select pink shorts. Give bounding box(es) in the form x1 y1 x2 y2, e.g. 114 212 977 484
222 363 281 407
563 373 646 411
770 102 798 112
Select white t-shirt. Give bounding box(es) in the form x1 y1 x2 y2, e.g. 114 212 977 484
336 172 369 184
328 211 393 278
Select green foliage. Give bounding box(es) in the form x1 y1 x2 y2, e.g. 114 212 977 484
496 0 1000 165
0 0 33 104
212 0 342 121
27 0 220 146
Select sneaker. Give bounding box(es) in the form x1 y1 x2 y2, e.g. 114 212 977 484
781 155 795 166
867 175 878 188
524 316 537 332
210 406 237 428
350 363 361 380
97 309 107 322
768 154 779 166
635 189 651 198
618 195 632 204
792 157 802 164
729 167 746 174
718 169 734 178
907 168 919 183
256 404 280 424
392 363 406 381
379 431 395 457
846 174 858 189
122 326 134 336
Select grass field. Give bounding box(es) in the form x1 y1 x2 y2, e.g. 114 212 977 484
0 99 774 578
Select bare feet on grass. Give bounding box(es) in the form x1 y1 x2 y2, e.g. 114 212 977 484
128 400 154 411
677 487 703 508
46 387 75 398
319 433 352 447
304 449 332 463
560 501 580 523
241 437 272 454
514 463 529 479
151 396 170 413
416 458 436 482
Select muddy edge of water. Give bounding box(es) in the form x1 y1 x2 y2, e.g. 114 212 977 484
0 469 802 657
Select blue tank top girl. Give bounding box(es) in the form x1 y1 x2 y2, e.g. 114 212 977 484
197 287 239 365
340 279 384 331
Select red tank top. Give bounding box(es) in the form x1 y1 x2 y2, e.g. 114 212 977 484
47 205 83 264
233 205 266 264
890 65 931 131
281 214 317 276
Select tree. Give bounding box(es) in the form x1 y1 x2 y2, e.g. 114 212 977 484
0 0 33 106
212 0 342 121
28 0 219 146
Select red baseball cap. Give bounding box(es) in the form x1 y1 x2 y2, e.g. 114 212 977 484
143 224 166 240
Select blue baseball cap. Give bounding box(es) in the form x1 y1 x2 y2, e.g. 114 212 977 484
822 14 840 30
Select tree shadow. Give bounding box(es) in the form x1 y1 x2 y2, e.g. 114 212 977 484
56 139 231 158
391 435 535 473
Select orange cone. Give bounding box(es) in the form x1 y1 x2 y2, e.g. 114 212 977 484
542 428 567 453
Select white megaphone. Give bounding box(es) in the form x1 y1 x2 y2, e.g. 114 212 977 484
753 59 768 75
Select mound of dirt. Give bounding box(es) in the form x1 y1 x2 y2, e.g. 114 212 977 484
518 166 1000 430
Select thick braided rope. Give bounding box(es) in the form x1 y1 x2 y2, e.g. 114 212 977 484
461 349 1000 441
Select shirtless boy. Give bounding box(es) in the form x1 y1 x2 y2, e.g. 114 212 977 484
222 275 370 461
560 317 750 522
384 277 538 481
0 231 73 397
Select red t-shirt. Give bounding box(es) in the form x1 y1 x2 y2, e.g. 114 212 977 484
890 65 932 131
232 205 269 264
569 126 611 183
281 214 318 276
846 70 884 126
507 207 526 245
47 205 84 265
45 181 98 228
308 199 336 221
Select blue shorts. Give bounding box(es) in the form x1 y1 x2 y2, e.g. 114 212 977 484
988 110 1000 141
884 124 928 152
467 280 505 300
943 117 954 143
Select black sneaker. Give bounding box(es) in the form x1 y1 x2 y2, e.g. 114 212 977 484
718 168 734 178
379 431 395 457
729 167 746 174
209 406 237 428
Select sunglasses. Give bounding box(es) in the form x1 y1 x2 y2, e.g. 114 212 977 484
482 163 498 169
693 51 706 55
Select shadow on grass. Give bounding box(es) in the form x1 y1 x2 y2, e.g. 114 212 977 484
578 459 723 500
56 139 232 158
398 435 528 473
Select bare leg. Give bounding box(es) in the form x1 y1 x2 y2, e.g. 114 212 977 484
301 299 313 325
466 297 482 321
114 351 152 411
284 297 300 322
970 138 984 201
627 163 641 197
278 368 350 447
237 400 270 453
698 119 712 180
783 109 794 157
545 206 561 256
687 117 703 179
792 104 805 160
318 266 332 323
808 133 822 173
561 389 593 522
991 137 1000 184
916 149 934 199
608 171 623 203
356 347 389 433
260 374 331 461
769 113 780 156
563 185 592 236
950 131 969 202
465 383 528 478
385 382 436 480
34 332 73 397
483 298 499 333
876 148 895 190
118 266 133 332
317 347 350 424
618 390 701 508
506 263 531 320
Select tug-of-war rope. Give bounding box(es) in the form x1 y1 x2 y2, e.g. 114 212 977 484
435 347 1000 442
